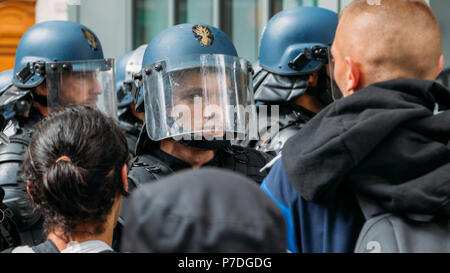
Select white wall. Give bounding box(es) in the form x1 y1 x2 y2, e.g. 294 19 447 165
67 0 133 60
35 0 68 23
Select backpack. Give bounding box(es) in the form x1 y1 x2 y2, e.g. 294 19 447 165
354 199 450 253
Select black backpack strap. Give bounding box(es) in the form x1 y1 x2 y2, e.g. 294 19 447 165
354 194 381 220
31 240 60 253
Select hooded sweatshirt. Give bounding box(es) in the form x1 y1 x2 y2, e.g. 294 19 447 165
121 167 287 253
262 78 450 252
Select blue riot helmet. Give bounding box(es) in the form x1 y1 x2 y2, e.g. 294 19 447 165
116 51 133 108
10 20 117 118
137 24 255 144
255 7 340 102
116 44 147 108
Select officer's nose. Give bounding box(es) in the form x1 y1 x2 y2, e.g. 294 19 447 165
88 76 103 95
205 110 216 120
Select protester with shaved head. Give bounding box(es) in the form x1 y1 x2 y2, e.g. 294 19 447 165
261 0 450 253
332 0 443 94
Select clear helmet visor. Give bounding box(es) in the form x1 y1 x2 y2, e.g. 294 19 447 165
45 59 117 118
142 54 256 141
327 48 344 100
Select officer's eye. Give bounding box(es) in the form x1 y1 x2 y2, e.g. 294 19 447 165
183 88 203 100
74 73 89 80
189 93 202 100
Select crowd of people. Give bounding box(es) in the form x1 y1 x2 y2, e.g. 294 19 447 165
0 0 448 253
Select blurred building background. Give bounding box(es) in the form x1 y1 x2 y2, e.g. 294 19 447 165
2 0 449 72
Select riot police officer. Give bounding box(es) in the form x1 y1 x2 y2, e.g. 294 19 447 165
115 45 146 156
245 7 339 155
127 24 273 191
0 113 22 252
0 70 18 134
0 21 117 247
0 70 21 251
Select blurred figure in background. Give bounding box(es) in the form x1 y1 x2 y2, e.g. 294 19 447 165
242 7 338 155
115 45 146 156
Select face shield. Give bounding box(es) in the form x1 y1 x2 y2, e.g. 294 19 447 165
327 48 343 100
142 54 256 141
45 59 117 119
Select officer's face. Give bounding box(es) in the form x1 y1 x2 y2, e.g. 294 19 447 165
59 72 103 108
171 70 232 138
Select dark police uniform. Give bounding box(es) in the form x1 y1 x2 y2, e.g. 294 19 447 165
0 108 45 247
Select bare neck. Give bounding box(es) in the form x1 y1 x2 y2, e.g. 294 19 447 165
293 93 324 113
47 197 121 251
159 139 216 168
47 226 113 252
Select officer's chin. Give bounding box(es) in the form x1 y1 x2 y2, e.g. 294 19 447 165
83 99 98 108
196 129 225 139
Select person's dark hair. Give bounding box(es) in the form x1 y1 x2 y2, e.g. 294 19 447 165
22 106 129 240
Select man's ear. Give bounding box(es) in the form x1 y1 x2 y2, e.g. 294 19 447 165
344 57 360 96
26 181 34 203
35 83 47 96
437 55 445 77
121 164 129 193
308 71 319 87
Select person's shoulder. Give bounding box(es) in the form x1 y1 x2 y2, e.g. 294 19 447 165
262 157 300 202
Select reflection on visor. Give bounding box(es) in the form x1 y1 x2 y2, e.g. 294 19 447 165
142 54 255 141
327 50 344 100
169 69 233 139
45 59 117 119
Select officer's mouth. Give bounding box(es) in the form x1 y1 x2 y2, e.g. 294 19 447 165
84 98 98 108
202 127 225 137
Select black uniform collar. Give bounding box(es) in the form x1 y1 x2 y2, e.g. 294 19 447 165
288 102 317 119
149 146 222 172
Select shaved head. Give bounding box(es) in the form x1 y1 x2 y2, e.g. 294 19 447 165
332 0 443 92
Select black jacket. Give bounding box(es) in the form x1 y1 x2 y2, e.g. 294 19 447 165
282 79 450 218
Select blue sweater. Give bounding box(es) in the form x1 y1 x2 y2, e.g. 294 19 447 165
261 159 365 253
